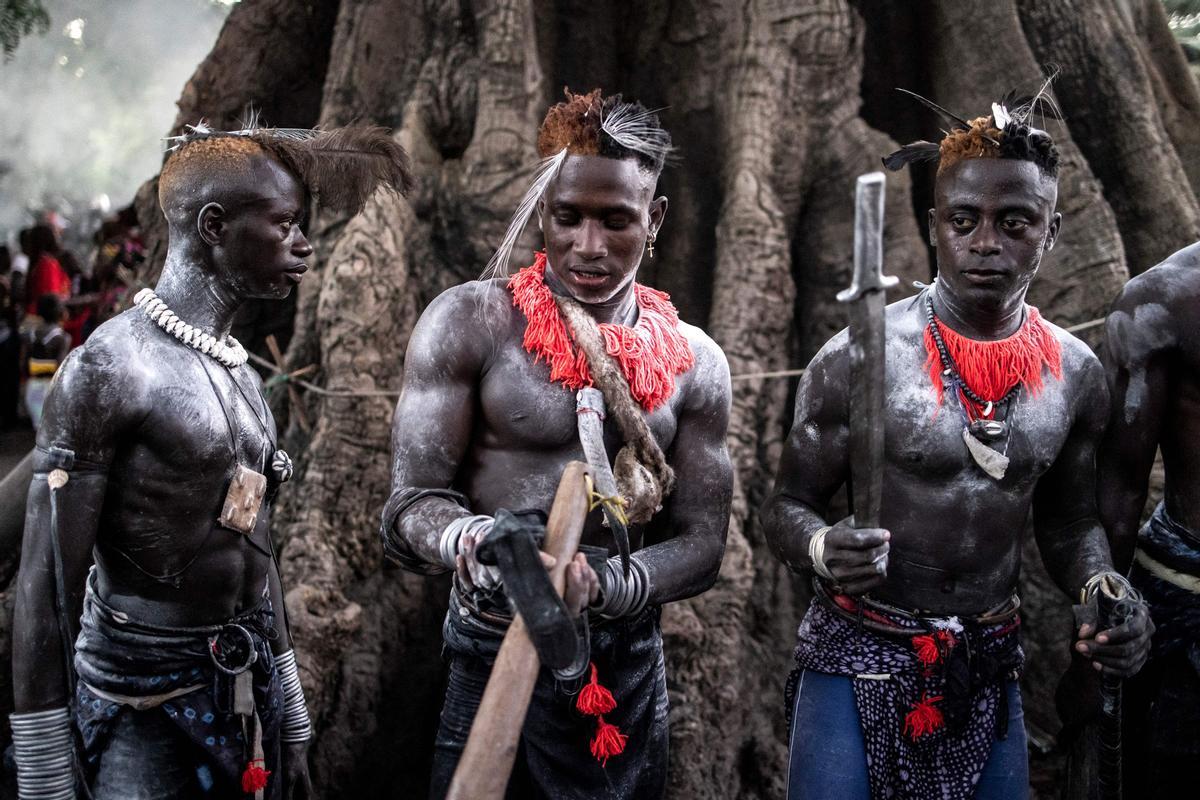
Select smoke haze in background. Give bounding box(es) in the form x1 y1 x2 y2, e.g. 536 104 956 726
0 0 233 242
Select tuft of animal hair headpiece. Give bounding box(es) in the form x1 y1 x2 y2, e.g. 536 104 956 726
883 76 1061 177
163 112 415 215
483 88 675 280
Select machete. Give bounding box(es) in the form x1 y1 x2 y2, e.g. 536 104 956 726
837 172 897 529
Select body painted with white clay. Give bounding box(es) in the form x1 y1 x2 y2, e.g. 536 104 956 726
764 158 1150 675
1099 243 1200 568
387 153 733 610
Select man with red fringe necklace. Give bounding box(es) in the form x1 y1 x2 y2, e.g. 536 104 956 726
381 89 733 799
762 87 1153 800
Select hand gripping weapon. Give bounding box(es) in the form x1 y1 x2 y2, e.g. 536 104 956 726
446 461 592 800
838 172 897 530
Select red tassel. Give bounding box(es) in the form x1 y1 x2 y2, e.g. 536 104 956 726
509 253 695 412
241 759 271 793
911 634 941 666
923 306 1062 416
590 716 628 766
912 630 957 666
577 662 617 716
903 694 945 740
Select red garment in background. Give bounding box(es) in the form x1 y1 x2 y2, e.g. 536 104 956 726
25 254 70 315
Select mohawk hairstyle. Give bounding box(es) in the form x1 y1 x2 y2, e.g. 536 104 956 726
483 88 676 280
537 88 675 175
162 114 415 216
883 79 1061 178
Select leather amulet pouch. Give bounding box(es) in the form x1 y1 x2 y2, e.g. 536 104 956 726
218 464 267 535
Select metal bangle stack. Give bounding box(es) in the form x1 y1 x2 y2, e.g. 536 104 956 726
276 650 312 744
10 707 75 800
595 554 651 618
438 515 494 570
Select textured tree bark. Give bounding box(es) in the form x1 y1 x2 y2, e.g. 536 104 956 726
1016 0 1200 275
3 2 1197 798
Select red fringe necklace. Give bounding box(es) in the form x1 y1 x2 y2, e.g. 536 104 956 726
508 253 695 412
923 293 1062 421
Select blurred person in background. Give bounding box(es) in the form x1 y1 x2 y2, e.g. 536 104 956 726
0 244 19 428
23 223 70 318
21 293 70 429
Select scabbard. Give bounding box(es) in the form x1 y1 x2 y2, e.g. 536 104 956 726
575 387 630 574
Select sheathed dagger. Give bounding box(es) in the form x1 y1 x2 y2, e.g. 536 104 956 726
837 172 897 529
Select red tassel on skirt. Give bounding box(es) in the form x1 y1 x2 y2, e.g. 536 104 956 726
576 661 627 766
241 759 271 793
904 694 945 740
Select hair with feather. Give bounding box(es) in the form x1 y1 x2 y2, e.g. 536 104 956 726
600 101 676 173
481 88 674 280
883 78 1061 178
481 148 568 281
164 115 415 215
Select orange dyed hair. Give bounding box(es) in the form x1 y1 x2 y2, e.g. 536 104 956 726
537 88 605 158
937 117 1004 174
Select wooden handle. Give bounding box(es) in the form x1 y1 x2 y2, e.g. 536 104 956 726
446 461 591 800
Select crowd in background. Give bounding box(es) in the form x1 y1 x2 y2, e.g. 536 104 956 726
0 206 143 430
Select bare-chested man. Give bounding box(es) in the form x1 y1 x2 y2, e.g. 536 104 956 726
762 93 1153 800
381 90 732 799
11 124 412 800
1098 245 1200 795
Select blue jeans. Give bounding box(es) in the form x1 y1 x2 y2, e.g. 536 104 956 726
787 670 1029 800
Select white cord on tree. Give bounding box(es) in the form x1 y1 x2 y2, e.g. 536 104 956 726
275 650 311 744
808 526 836 582
10 707 75 800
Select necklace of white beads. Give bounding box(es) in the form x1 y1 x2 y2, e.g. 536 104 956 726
134 288 248 369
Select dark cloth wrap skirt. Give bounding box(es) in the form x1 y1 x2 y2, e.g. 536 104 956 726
72 572 283 798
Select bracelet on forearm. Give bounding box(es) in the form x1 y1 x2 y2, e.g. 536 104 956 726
594 554 651 618
438 515 494 569
808 526 836 582
10 707 75 800
1079 570 1140 606
276 650 312 744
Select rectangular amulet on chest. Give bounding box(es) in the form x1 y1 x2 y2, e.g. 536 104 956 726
218 464 267 535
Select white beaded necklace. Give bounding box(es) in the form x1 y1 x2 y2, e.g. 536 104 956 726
134 288 248 369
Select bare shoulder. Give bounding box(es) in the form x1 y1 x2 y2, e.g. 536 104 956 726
406 278 517 374
37 311 155 453
1041 320 1105 414
1111 248 1200 336
678 321 729 384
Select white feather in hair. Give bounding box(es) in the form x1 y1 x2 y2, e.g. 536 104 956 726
600 102 676 168
481 147 568 281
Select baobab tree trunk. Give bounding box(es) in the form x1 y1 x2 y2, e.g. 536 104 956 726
1 2 1196 799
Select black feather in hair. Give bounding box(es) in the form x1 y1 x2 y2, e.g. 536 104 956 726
882 141 941 171
255 125 415 215
166 120 415 216
895 88 972 131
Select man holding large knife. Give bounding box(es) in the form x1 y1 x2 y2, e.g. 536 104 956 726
763 91 1152 800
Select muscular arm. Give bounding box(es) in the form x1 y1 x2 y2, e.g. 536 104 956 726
762 337 851 570
383 286 493 568
13 340 140 711
1032 352 1115 598
1097 279 1172 571
637 338 733 604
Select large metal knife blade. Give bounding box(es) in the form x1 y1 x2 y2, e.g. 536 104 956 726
837 172 897 528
